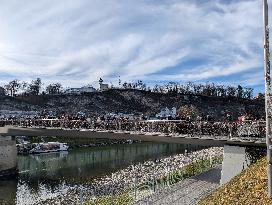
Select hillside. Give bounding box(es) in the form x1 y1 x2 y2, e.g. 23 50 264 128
198 157 272 205
0 89 265 119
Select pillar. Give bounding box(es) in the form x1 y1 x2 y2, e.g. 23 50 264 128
220 145 249 185
0 136 17 178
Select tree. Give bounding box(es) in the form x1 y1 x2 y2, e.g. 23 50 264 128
244 87 254 99
46 83 62 94
210 83 217 96
127 83 132 89
193 84 202 95
28 78 42 95
152 84 159 93
202 83 212 96
217 85 226 97
178 84 186 94
226 86 236 97
185 82 194 94
122 82 128 89
177 105 200 120
4 79 20 97
237 85 243 99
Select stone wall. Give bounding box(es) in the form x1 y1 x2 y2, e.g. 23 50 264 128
0 136 17 177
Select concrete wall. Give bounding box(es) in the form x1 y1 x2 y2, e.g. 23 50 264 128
220 145 250 185
0 136 17 177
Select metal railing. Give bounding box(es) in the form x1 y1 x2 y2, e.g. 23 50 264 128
0 118 266 141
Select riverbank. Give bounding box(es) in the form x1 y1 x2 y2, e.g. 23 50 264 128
38 147 223 205
199 157 272 205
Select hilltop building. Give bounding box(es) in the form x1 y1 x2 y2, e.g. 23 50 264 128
100 83 109 91
99 78 109 91
65 85 97 95
156 107 177 119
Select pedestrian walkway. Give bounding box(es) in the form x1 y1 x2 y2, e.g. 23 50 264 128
134 166 221 205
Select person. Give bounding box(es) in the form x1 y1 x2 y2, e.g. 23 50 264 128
226 114 232 122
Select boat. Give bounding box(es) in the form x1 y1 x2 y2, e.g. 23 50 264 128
16 138 36 154
29 142 69 154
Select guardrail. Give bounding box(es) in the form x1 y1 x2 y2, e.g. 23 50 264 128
0 119 266 140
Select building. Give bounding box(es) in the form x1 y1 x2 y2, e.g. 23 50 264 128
98 78 109 91
80 86 97 93
65 86 97 95
156 107 177 119
100 83 109 91
105 112 142 120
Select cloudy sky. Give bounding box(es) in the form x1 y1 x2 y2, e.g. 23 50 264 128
0 0 267 91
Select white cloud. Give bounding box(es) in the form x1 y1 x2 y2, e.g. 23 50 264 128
0 0 266 89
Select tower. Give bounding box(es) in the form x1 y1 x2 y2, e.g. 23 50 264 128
99 78 103 85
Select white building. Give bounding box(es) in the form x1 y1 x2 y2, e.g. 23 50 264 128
65 86 97 95
100 83 109 91
105 112 142 120
98 78 109 91
156 107 176 118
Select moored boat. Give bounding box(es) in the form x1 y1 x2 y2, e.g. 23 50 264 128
29 142 69 154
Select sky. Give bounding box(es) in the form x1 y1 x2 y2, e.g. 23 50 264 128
0 0 268 92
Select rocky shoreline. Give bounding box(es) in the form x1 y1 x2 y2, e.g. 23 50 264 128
36 147 223 205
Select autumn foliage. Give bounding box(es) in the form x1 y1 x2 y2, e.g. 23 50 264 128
199 157 272 205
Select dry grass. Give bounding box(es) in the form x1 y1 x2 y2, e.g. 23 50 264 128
199 157 272 205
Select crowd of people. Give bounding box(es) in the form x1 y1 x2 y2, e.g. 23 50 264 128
0 113 266 138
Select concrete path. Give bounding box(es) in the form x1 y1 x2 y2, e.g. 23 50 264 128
134 166 221 205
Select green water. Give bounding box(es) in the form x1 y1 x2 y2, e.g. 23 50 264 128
0 142 202 204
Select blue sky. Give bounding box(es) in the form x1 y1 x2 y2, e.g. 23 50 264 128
0 0 268 92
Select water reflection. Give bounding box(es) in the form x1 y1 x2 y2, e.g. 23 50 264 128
0 143 202 204
0 180 17 204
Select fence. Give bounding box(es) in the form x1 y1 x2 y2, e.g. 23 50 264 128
0 118 266 140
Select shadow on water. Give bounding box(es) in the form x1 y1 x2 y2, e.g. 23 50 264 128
0 142 205 204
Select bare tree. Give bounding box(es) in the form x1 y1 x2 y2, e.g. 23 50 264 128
46 83 62 94
226 86 236 97
28 78 42 95
244 87 253 99
4 79 20 97
237 85 243 99
177 105 200 120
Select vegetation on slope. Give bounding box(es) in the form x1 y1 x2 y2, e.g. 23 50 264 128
199 157 272 205
0 89 264 120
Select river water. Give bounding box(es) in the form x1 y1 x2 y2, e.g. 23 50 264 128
0 142 203 204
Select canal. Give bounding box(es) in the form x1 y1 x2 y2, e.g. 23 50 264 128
0 142 203 205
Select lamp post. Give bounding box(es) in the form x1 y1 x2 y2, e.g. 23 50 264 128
263 0 272 198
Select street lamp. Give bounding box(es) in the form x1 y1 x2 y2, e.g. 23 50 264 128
263 0 272 198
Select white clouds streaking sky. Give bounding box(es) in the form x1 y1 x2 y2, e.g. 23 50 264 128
0 0 267 90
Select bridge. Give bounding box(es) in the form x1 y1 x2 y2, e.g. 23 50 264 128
0 119 267 184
